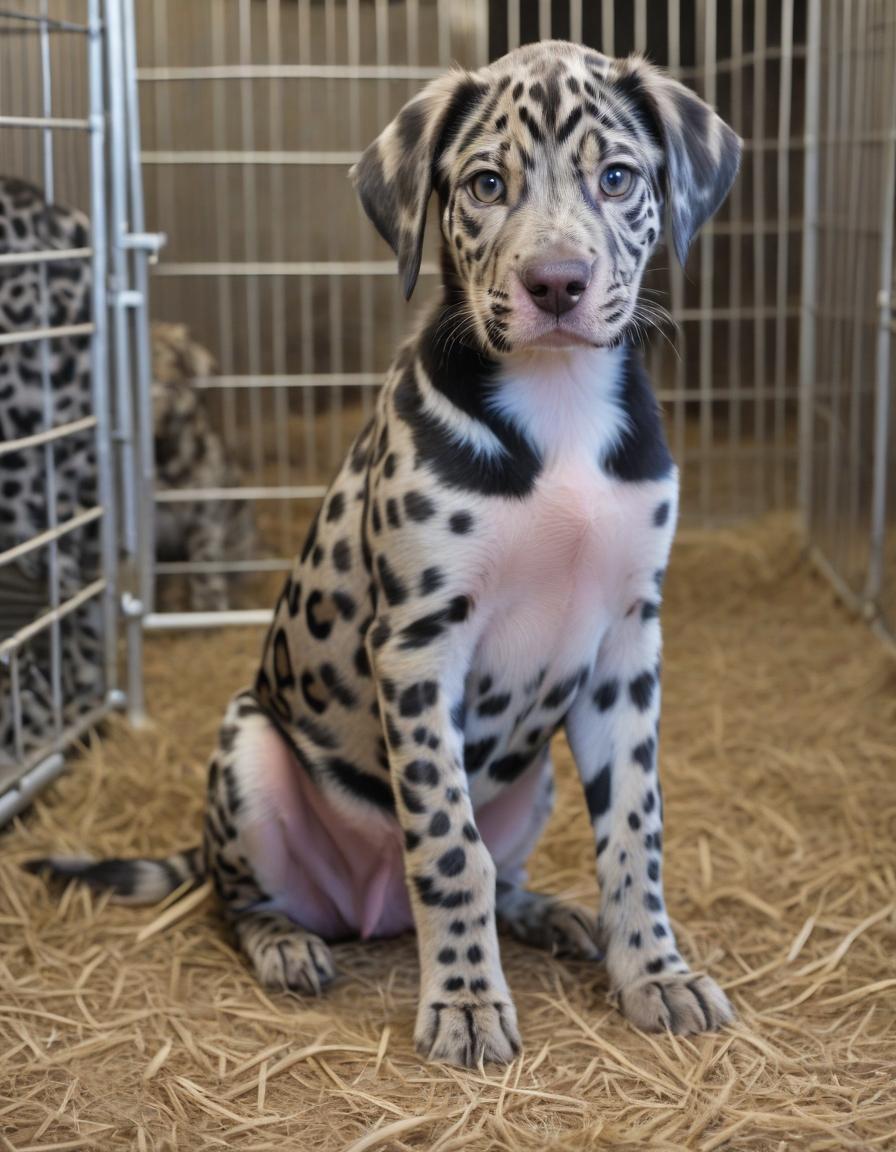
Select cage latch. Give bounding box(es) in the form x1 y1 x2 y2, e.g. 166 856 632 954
121 231 168 265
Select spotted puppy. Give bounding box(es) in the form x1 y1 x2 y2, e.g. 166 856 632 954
28 41 741 1067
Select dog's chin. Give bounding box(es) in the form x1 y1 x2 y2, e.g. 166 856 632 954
508 319 615 354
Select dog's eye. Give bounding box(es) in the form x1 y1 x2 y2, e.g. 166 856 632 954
599 165 634 198
469 171 506 205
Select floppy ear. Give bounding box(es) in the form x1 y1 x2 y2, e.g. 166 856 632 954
350 70 481 300
617 60 742 266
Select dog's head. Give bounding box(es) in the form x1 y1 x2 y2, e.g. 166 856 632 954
351 41 740 356
150 323 215 466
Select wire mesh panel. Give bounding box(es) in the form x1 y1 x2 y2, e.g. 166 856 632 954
802 0 896 643
0 0 116 820
133 0 807 641
134 0 488 626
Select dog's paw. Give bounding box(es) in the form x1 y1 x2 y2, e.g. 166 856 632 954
616 971 733 1034
415 998 521 1066
542 902 602 960
241 919 335 995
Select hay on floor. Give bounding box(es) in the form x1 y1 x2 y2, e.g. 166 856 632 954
1 513 895 1151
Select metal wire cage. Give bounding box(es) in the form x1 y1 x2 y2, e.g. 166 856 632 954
801 0 896 645
134 0 810 635
0 0 893 820
0 1 116 819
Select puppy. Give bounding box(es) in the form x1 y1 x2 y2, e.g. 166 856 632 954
28 41 741 1067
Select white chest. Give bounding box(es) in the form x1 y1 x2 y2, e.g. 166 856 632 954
475 460 676 674
469 347 677 674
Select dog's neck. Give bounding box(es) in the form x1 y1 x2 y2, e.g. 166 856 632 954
418 295 630 461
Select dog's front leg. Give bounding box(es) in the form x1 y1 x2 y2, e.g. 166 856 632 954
565 602 734 1034
369 601 520 1067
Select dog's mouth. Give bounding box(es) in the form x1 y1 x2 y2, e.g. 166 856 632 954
509 315 612 353
524 322 596 349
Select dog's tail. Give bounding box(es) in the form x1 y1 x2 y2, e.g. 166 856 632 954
23 845 204 905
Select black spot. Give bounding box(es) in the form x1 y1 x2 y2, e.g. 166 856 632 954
593 680 619 711
652 921 666 937
478 692 510 717
327 757 394 813
641 601 660 621
556 105 583 144
464 736 496 774
438 947 457 964
543 670 583 710
429 811 450 836
462 822 479 843
629 672 655 711
438 847 466 877
398 680 439 718
647 858 660 882
400 782 427 815
300 671 327 715
466 944 483 963
405 759 440 787
320 663 357 708
643 790 656 814
489 752 531 783
272 629 295 689
449 920 466 936
629 931 642 949
596 836 609 856
386 498 401 529
383 452 398 478
399 596 471 650
326 491 345 522
444 976 465 992
370 619 392 649
628 811 641 831
377 554 408 606
403 490 436 522
646 958 665 974
332 591 356 620
384 713 403 751
645 893 663 912
633 737 656 772
419 566 444 595
305 590 333 641
585 764 611 819
405 831 421 851
295 714 338 750
354 645 371 677
448 510 473 535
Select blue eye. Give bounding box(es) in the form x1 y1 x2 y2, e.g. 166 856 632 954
599 165 635 197
470 171 506 204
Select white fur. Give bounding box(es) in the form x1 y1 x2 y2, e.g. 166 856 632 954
487 346 630 465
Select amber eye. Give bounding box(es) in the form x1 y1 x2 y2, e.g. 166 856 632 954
469 171 506 205
599 165 635 198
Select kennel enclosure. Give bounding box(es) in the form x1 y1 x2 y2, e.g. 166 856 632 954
0 0 894 822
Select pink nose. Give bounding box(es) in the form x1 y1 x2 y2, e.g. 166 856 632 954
521 259 592 316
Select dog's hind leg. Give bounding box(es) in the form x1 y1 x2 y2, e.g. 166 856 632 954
206 692 337 994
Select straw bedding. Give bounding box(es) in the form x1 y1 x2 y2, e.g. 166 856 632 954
2 513 895 1151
